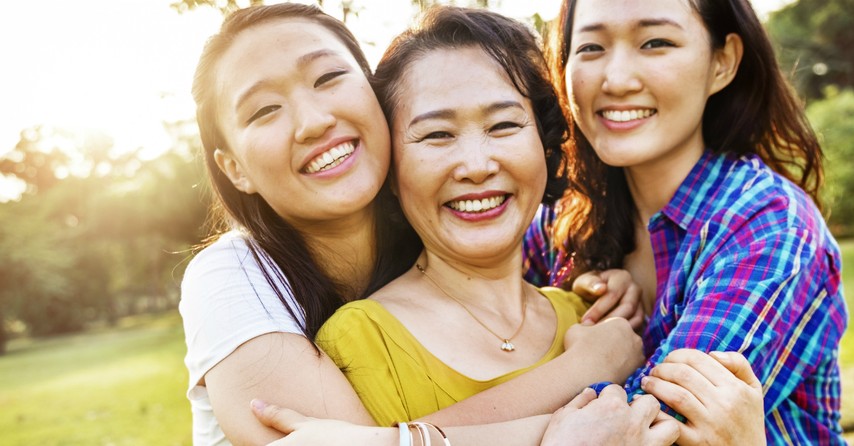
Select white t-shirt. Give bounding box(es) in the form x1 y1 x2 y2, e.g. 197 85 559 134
179 231 305 446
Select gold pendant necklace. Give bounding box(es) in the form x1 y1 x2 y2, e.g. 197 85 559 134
416 263 527 352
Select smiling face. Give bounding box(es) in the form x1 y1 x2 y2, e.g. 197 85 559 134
391 46 547 267
566 0 736 175
213 18 390 231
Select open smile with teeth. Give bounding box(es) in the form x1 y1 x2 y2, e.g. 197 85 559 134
600 109 656 122
303 140 357 174
446 195 507 213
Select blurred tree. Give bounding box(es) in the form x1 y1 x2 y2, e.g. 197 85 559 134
766 0 854 100
170 0 264 15
171 0 499 18
0 124 207 353
807 87 854 236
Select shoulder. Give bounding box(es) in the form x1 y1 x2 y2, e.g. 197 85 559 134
537 286 586 309
183 231 258 285
699 154 832 248
317 299 396 359
320 299 389 334
180 231 305 388
181 231 294 307
692 156 841 287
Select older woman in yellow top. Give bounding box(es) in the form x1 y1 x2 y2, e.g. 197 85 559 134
315 6 643 428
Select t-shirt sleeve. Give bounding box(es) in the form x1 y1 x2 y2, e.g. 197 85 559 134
179 233 305 398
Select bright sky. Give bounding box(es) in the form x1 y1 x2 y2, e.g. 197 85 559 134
0 0 793 201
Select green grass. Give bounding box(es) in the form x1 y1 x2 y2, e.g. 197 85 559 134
0 312 191 446
3 241 854 445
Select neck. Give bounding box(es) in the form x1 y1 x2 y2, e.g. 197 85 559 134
417 247 527 309
624 147 704 224
301 205 378 300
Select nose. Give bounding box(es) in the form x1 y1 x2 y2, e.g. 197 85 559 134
602 49 642 96
293 101 336 143
452 135 500 184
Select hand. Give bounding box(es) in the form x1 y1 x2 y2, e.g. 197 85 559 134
641 349 766 446
541 384 679 446
563 318 645 383
573 269 644 330
251 399 394 446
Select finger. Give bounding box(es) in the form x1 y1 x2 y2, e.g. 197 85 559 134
709 351 762 390
582 292 620 323
641 375 706 423
599 289 640 321
563 387 598 410
597 383 629 401
627 304 645 332
650 362 717 408
648 417 681 445
598 269 632 296
662 348 738 388
653 410 677 426
628 394 661 424
251 400 306 434
572 271 606 302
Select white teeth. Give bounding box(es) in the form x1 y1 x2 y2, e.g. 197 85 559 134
304 141 356 174
447 195 506 213
601 109 655 122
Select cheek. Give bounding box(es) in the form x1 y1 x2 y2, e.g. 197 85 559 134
514 136 549 190
390 146 424 200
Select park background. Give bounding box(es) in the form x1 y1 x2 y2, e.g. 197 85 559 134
1 0 852 444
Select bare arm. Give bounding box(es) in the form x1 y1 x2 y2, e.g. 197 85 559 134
252 386 679 446
420 318 645 426
204 332 376 445
253 401 551 446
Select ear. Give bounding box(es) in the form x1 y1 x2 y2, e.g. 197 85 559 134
709 33 744 95
214 148 257 194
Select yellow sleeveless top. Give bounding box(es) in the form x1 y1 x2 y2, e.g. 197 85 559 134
316 287 588 426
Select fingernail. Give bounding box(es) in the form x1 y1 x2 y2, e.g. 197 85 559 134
581 317 594 326
641 376 649 388
250 399 267 412
583 387 595 395
592 283 605 292
709 351 727 359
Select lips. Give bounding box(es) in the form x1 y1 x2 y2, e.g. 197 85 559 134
302 139 357 174
445 194 507 213
599 109 656 122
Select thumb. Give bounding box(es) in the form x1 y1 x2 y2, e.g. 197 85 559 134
572 273 606 300
562 387 598 411
709 351 762 390
250 399 306 434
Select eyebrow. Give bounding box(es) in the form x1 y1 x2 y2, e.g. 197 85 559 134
577 17 684 33
234 49 339 111
407 101 525 127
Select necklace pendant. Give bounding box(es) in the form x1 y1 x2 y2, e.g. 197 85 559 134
500 340 515 352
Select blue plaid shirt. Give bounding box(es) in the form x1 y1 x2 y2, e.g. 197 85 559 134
524 151 847 444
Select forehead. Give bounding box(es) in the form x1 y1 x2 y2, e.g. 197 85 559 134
394 46 527 119
572 0 699 33
215 18 355 102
